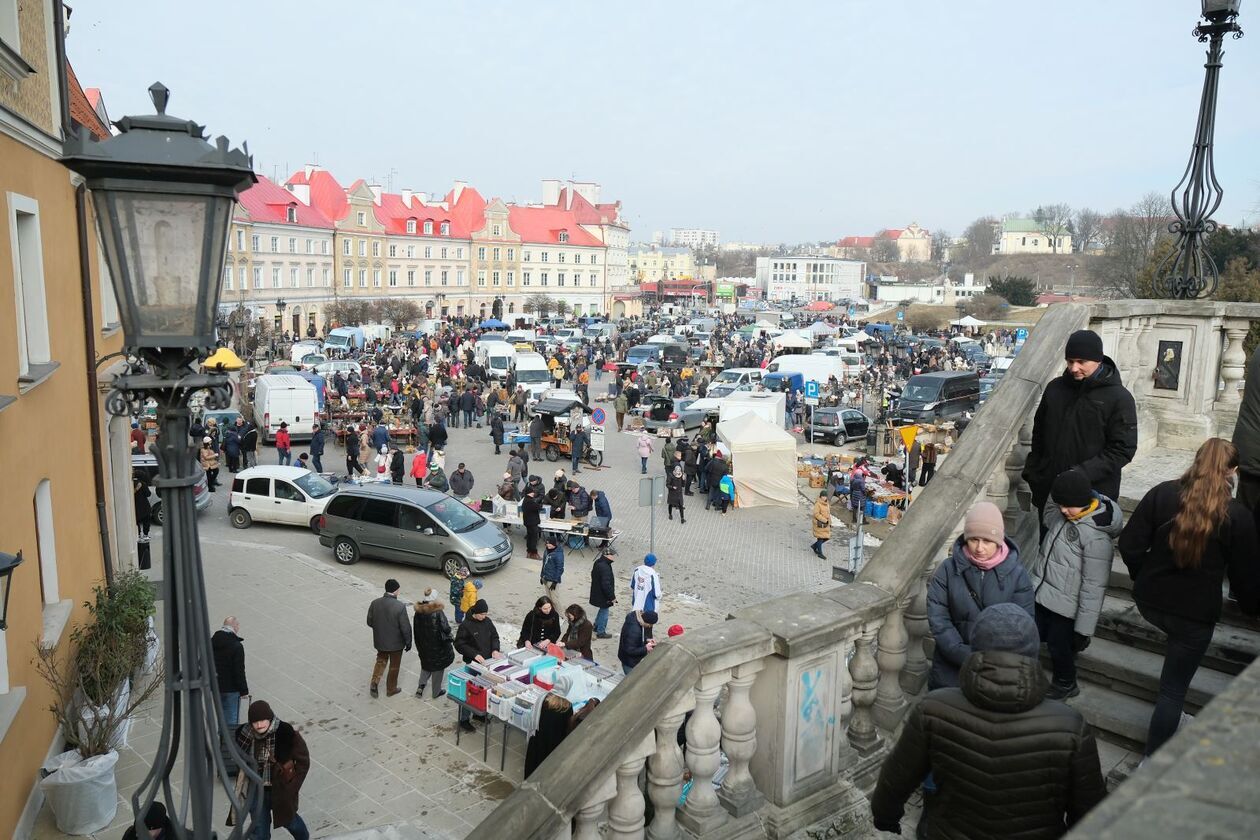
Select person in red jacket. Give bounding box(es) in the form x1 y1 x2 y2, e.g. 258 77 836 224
275 422 292 465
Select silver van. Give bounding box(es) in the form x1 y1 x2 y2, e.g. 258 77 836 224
318 484 512 575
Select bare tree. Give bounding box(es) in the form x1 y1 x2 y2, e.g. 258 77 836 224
1032 203 1073 254
956 217 998 265
931 229 952 262
872 237 900 263
375 298 422 329
1072 208 1104 254
325 298 374 327
1097 192 1173 297
524 294 555 319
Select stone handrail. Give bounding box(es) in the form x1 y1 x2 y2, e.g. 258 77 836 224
472 303 1092 839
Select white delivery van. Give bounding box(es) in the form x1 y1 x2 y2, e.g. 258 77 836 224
514 352 552 398
253 374 320 443
289 340 323 365
767 354 849 383
361 323 393 343
483 343 517 381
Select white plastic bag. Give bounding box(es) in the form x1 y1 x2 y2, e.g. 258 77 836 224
141 615 160 675
39 749 119 834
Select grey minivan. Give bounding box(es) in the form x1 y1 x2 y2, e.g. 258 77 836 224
318 485 512 575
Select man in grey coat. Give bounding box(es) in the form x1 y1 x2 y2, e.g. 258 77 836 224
449 463 475 498
366 579 412 697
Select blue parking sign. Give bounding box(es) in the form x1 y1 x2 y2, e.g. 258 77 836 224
1016 328 1028 340
897 310 905 321
805 380 820 399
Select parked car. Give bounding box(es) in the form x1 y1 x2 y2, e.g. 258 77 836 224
228 466 338 532
132 453 212 526
318 484 512 575
631 395 705 431
805 408 871 445
313 359 362 380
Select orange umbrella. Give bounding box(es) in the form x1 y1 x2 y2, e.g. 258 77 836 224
805 300 834 311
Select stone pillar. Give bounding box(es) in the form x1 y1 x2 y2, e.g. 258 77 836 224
1220 323 1248 404
872 600 908 730
900 570 931 695
607 734 655 840
678 673 730 836
719 660 766 817
847 622 882 755
647 700 691 840
574 771 618 840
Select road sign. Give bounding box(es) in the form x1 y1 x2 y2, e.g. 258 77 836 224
848 307 856 317
805 380 820 399
1016 328 1028 340
589 425 605 451
897 424 919 449
804 397 820 407
638 475 665 507
591 407 606 426
897 310 905 321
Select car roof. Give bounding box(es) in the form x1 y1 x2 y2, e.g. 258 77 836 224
335 483 451 505
907 371 978 381
236 466 316 480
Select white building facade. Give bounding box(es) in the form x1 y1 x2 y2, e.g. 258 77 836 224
668 228 719 248
755 256 866 303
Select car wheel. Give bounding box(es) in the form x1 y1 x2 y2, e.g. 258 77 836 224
586 449 604 467
309 515 322 534
229 508 252 529
442 553 469 578
333 537 360 565
151 503 164 527
544 445 560 462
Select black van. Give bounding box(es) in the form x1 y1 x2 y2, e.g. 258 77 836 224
625 342 687 370
893 371 980 423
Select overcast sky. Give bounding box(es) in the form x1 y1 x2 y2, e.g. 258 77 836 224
67 0 1260 243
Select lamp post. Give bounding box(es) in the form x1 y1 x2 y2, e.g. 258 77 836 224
0 550 22 630
1157 0 1244 299
63 83 261 838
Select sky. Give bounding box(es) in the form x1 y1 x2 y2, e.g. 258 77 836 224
66 0 1260 243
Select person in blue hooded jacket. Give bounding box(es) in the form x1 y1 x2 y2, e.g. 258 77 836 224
926 501 1034 689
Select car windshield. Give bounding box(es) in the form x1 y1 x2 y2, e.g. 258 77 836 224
294 472 337 498
901 383 940 402
325 336 348 347
517 369 550 383
713 371 744 384
427 498 484 534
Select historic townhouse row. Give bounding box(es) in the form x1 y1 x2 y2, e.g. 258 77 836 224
224 167 630 332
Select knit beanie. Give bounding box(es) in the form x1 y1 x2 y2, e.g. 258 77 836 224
1064 330 1104 363
963 502 1005 543
385 578 400 593
644 553 658 567
1051 470 1093 508
641 610 659 625
471 598 489 615
247 700 274 723
970 604 1039 659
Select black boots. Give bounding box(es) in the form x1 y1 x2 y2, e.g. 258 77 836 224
1046 680 1080 700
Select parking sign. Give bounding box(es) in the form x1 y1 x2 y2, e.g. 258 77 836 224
805 380 820 399
897 310 905 321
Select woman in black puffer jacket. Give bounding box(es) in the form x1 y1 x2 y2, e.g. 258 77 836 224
412 589 455 698
1119 437 1260 755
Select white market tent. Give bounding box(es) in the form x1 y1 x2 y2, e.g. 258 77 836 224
950 314 987 328
772 332 813 350
717 412 799 509
807 321 839 337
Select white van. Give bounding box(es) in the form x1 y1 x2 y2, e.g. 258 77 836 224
483 343 518 380
253 374 320 442
767 354 849 383
514 352 552 398
361 323 393 343
289 340 323 365
228 466 338 532
706 367 764 398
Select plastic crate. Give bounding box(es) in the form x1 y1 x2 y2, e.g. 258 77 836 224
528 655 558 677
446 670 471 702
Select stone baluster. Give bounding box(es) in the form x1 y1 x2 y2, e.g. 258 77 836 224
1220 321 1248 403
1005 419 1030 519
984 450 1010 513
573 771 618 840
900 567 931 695
647 697 692 840
607 732 656 840
718 660 765 817
847 621 883 754
873 597 909 730
678 672 731 836
1117 321 1138 386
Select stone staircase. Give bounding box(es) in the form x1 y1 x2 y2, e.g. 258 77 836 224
1056 449 1260 785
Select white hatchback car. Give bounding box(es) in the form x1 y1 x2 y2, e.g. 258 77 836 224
228 466 338 532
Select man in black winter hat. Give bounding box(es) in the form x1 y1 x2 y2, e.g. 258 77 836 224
1023 329 1137 538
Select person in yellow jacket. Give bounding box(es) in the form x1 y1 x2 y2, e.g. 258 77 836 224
458 577 484 623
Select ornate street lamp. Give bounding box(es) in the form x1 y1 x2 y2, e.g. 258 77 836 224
63 83 262 838
0 550 22 631
1156 0 1244 299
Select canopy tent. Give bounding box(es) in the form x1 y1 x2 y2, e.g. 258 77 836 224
949 314 987 328
478 318 509 330
717 412 799 509
772 332 813 350
807 321 839 337
804 300 834 311
755 320 777 328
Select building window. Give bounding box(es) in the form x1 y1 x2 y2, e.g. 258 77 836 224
373 270 382 287
321 240 329 255
541 272 549 287
440 221 450 236
507 248 514 261
357 211 366 226
574 253 582 264
523 271 531 286
492 224 501 237
440 247 448 259
343 238 351 255
306 268 314 287
359 270 367 287
253 267 263 288
270 236 279 252
541 251 550 263
34 479 60 607
290 267 299 287
591 253 598 264
558 230 569 243
440 270 448 286
492 247 500 261
456 269 465 285
558 273 566 287
9 194 52 379
235 230 245 250
560 252 568 264
288 237 296 253
322 268 330 286
389 244 397 258
419 246 428 259
238 267 247 290
272 268 281 288
478 247 486 261
343 268 352 288
507 271 514 286
305 238 312 254
223 265 232 291
389 270 398 287
424 270 432 286
407 270 415 286
423 220 433 235
477 270 487 287
523 251 531 262
590 274 597 287
406 245 415 258
251 234 260 251
358 240 366 257
406 219 416 234
492 271 500 286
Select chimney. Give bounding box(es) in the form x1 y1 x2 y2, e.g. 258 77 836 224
565 184 574 210
304 163 318 178
401 189 413 208
451 180 467 204
368 183 383 203
541 179 562 206
571 181 600 205
287 183 311 204
417 192 429 205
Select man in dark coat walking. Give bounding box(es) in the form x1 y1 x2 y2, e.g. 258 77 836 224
308 423 325 473
589 547 618 638
366 579 412 697
211 616 248 726
871 604 1106 839
1022 329 1137 528
522 482 544 559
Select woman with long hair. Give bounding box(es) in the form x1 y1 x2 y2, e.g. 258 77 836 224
1119 437 1260 755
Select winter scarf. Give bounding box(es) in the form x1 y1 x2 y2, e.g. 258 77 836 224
248 718 280 785
964 540 1009 572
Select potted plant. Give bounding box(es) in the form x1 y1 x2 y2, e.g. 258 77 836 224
35 571 163 834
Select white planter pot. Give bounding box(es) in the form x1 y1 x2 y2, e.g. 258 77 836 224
76 679 132 751
39 749 119 835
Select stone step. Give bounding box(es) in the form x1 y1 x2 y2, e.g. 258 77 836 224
1062 681 1151 753
1104 551 1260 636
1095 593 1260 676
1070 636 1231 712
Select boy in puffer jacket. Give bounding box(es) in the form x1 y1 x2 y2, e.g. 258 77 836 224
1031 469 1123 699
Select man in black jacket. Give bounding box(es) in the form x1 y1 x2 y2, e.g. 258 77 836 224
589 547 618 639
617 608 657 674
871 604 1106 839
308 423 325 473
1023 330 1137 532
522 481 544 560
453 599 501 732
211 616 248 726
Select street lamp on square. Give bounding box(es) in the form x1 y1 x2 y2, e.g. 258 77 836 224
63 82 261 838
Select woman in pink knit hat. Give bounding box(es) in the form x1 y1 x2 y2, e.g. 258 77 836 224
925 501 1034 689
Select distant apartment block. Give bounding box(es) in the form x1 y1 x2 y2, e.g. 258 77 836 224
755 256 866 303
668 228 719 248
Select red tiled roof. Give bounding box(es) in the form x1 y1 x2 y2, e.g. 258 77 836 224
878 229 905 240
508 205 603 246
66 63 109 141
236 175 336 228
837 236 875 248
286 168 349 221
553 188 621 226
374 191 467 236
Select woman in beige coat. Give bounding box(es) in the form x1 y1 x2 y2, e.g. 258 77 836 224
810 491 832 559
199 437 220 492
